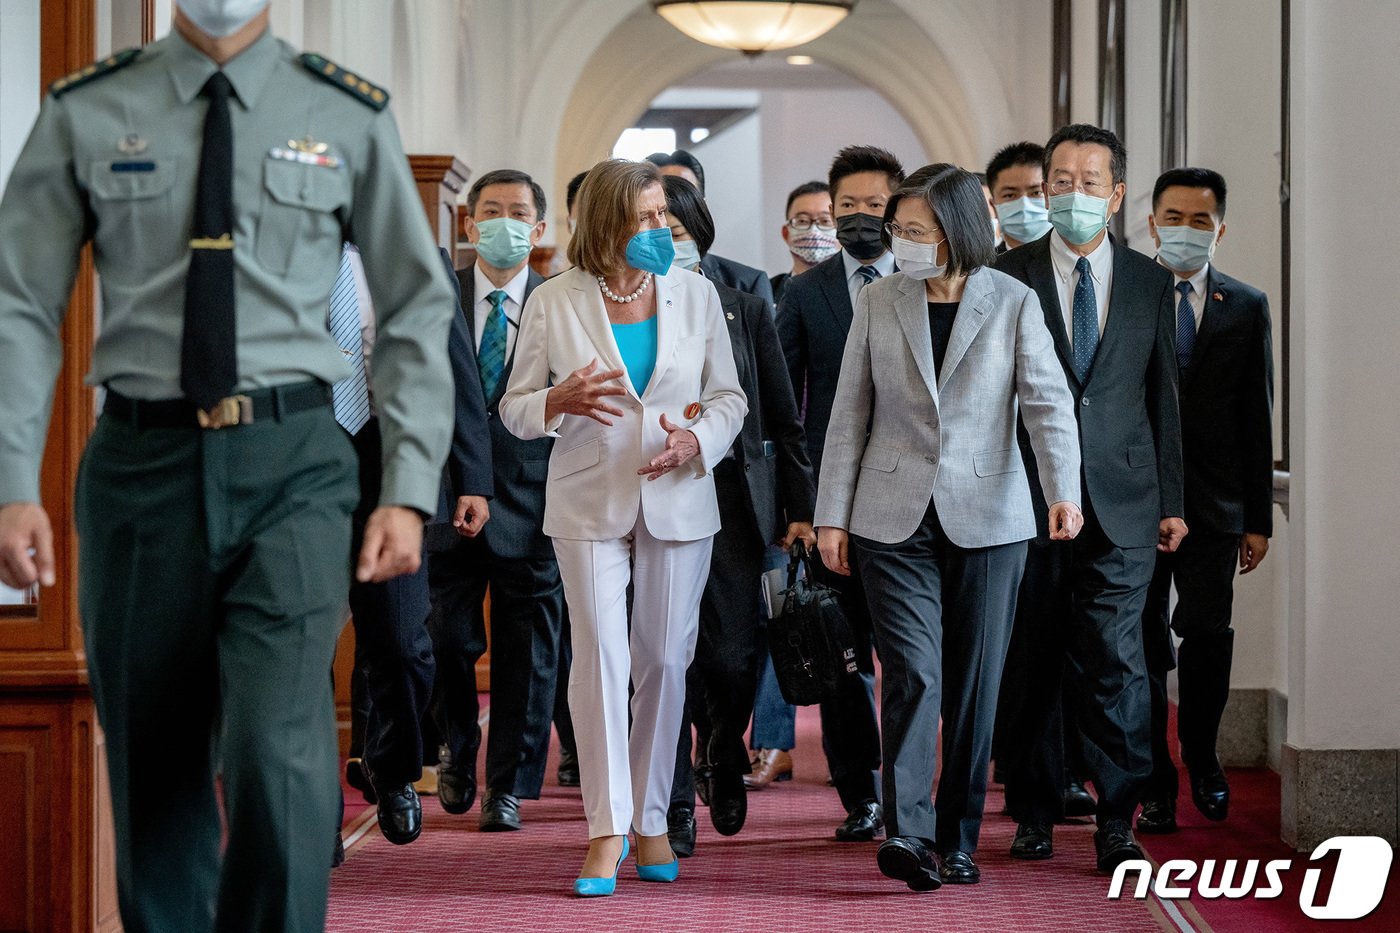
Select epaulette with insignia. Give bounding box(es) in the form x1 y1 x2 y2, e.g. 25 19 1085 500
50 48 142 97
297 53 389 111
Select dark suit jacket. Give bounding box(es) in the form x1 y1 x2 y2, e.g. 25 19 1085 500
1178 268 1274 537
451 260 554 561
770 271 791 308
424 248 493 550
775 252 854 478
702 252 775 311
714 280 816 545
996 233 1184 549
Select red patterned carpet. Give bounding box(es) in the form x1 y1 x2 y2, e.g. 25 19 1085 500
328 706 1173 933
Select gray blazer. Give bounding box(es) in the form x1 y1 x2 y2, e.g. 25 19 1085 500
814 267 1081 549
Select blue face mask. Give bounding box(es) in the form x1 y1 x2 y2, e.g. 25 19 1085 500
626 226 675 275
670 238 702 272
995 196 1052 244
474 217 536 269
1155 224 1218 273
1048 191 1111 246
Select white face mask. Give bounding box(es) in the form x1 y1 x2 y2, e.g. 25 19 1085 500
178 0 269 38
892 234 946 281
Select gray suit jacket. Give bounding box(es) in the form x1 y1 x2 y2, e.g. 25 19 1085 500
814 267 1081 549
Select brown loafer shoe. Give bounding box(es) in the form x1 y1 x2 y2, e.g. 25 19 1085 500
743 748 794 789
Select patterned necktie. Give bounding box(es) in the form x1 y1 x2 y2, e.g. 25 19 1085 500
328 248 371 434
1175 279 1196 369
478 289 509 400
1071 256 1099 382
181 71 236 410
856 264 881 292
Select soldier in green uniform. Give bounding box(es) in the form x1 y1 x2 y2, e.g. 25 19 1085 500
0 3 455 929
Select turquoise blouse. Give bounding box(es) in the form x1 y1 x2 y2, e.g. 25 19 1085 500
610 316 658 396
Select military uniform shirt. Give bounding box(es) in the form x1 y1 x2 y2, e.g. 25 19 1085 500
0 28 454 515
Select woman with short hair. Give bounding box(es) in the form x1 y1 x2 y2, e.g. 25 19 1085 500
815 164 1083 891
500 159 746 896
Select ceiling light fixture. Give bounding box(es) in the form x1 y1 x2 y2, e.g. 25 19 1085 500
786 54 815 65
652 1 855 56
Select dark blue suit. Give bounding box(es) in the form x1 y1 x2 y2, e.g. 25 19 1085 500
426 261 569 799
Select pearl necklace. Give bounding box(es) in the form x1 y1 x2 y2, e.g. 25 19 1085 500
597 272 653 304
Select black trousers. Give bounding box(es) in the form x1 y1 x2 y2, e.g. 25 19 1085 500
427 536 567 798
815 556 883 811
1143 529 1240 800
346 419 436 790
854 503 1026 854
672 462 765 808
1002 504 1156 826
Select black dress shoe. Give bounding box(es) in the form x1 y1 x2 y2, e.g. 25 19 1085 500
1136 799 1179 834
876 836 942 891
1009 822 1054 860
556 747 580 788
694 761 714 808
438 767 477 816
1191 769 1230 821
1094 819 1145 873
834 800 884 842
1063 778 1097 818
376 784 422 845
346 757 377 805
480 793 522 831
709 769 746 836
938 850 981 885
667 805 697 858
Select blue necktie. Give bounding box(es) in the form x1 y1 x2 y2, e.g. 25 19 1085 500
328 247 371 434
1175 279 1196 369
478 289 509 400
856 264 880 291
1071 256 1099 382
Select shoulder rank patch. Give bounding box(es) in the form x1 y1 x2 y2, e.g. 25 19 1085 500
297 53 389 111
50 48 142 97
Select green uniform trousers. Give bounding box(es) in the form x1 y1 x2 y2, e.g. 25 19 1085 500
75 401 358 933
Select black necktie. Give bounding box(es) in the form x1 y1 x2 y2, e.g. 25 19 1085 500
182 71 237 410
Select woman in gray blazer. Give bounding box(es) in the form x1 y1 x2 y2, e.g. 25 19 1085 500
813 165 1082 891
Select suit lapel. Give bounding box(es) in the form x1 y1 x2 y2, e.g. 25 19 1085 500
491 269 544 408
819 255 854 333
1089 234 1137 386
567 269 639 401
456 265 478 341
1024 237 1078 387
893 275 938 409
937 270 991 392
1187 267 1227 385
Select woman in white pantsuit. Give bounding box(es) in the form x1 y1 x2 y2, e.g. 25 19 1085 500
500 159 746 896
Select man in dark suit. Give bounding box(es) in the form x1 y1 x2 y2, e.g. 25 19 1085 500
659 176 817 852
427 169 566 832
776 145 905 841
341 244 494 846
646 149 776 311
995 124 1186 873
1136 168 1274 835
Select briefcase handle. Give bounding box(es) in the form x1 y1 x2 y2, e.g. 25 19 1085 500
787 540 814 589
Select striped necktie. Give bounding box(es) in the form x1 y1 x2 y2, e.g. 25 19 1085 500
478 289 509 400
328 248 371 434
1071 256 1099 382
1175 279 1196 369
856 264 880 291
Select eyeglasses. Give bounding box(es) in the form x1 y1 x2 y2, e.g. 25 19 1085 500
1048 178 1113 197
884 221 942 244
787 216 835 233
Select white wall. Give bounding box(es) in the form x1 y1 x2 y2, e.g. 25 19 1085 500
690 111 764 272
1287 0 1400 750
0 0 41 200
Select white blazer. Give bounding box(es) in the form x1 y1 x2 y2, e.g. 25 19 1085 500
499 266 747 542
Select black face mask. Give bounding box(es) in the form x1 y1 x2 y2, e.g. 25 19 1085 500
836 212 887 261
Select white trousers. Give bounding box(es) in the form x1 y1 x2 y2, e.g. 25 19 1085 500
553 516 713 838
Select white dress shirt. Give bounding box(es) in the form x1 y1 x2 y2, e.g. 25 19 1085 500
1049 230 1114 347
473 262 531 360
842 248 897 311
1163 261 1209 331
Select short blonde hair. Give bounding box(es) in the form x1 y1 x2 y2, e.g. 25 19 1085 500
567 159 663 277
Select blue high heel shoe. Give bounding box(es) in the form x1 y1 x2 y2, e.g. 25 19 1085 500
573 836 629 897
635 838 680 883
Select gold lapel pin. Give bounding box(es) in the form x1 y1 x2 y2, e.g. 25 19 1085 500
289 135 329 155
1212 291 1224 302
117 133 147 155
684 402 702 420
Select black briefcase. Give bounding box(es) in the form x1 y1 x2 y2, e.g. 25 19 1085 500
766 542 859 706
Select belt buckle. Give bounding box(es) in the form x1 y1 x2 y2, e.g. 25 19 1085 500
196 395 254 429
